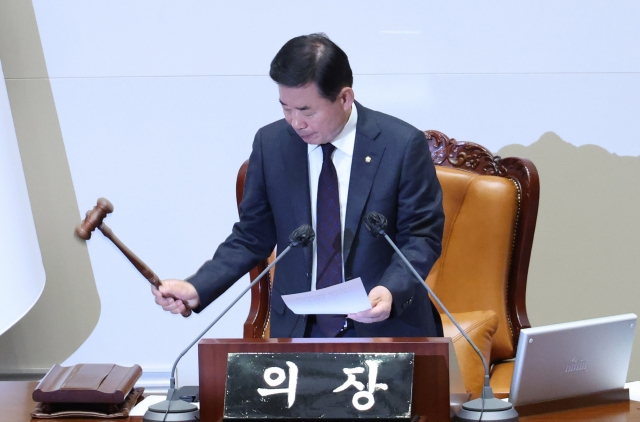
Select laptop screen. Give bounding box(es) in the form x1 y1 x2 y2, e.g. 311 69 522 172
509 313 637 405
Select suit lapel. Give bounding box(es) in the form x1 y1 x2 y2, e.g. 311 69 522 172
281 126 313 270
343 103 385 264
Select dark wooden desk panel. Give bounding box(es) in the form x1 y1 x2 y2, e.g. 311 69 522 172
199 337 453 421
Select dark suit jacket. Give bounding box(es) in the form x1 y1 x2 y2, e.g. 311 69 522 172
189 102 444 338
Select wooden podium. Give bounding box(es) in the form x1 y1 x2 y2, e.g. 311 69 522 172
198 337 468 422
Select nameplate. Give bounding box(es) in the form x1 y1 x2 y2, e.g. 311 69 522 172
224 352 414 419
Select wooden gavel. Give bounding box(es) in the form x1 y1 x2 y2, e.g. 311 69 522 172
75 198 192 317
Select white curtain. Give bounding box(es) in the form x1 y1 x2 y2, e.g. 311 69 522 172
0 60 45 336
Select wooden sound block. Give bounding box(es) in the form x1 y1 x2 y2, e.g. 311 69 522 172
32 363 142 404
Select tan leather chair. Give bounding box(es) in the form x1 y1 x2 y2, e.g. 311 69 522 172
424 130 539 398
236 130 539 399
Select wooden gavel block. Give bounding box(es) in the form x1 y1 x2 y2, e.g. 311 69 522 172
75 198 192 317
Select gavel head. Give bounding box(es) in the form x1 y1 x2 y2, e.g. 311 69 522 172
75 198 114 240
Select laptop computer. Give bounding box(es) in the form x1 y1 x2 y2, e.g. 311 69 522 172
509 313 637 406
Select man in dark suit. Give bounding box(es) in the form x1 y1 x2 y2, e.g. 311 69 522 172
153 34 444 338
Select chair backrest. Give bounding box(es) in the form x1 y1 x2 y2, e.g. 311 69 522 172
237 130 539 363
424 130 538 363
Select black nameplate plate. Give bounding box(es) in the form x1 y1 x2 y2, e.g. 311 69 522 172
224 352 414 419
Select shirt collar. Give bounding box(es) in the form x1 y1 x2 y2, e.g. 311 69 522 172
308 104 358 156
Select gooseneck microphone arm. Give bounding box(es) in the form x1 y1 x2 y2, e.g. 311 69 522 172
167 224 315 391
364 212 489 378
144 225 315 422
364 212 518 422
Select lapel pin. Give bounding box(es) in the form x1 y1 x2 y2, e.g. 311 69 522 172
365 156 372 163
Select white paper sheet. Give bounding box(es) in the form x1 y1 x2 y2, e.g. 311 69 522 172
281 278 372 315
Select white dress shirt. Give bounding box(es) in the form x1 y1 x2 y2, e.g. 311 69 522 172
308 105 358 290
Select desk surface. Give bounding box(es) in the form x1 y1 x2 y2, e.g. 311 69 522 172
3 381 640 422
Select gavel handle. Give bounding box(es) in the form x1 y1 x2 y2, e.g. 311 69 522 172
98 223 192 318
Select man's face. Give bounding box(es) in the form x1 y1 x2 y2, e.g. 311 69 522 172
278 83 353 145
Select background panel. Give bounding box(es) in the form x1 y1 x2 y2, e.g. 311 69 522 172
33 0 640 78
357 73 640 156
52 69 640 385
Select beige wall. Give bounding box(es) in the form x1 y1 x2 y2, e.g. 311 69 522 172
498 133 640 379
0 0 100 376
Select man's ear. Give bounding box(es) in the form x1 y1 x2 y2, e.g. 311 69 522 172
338 87 355 111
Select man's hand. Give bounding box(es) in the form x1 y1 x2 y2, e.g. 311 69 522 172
347 286 392 323
151 279 201 315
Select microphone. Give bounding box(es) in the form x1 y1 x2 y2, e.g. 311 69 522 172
363 212 518 422
144 225 315 422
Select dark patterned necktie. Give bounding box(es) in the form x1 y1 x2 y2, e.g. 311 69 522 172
316 143 345 336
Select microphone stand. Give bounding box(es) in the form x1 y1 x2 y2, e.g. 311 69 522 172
364 213 518 422
143 226 314 422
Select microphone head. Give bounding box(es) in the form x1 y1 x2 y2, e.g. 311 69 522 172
364 212 387 238
289 225 315 247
